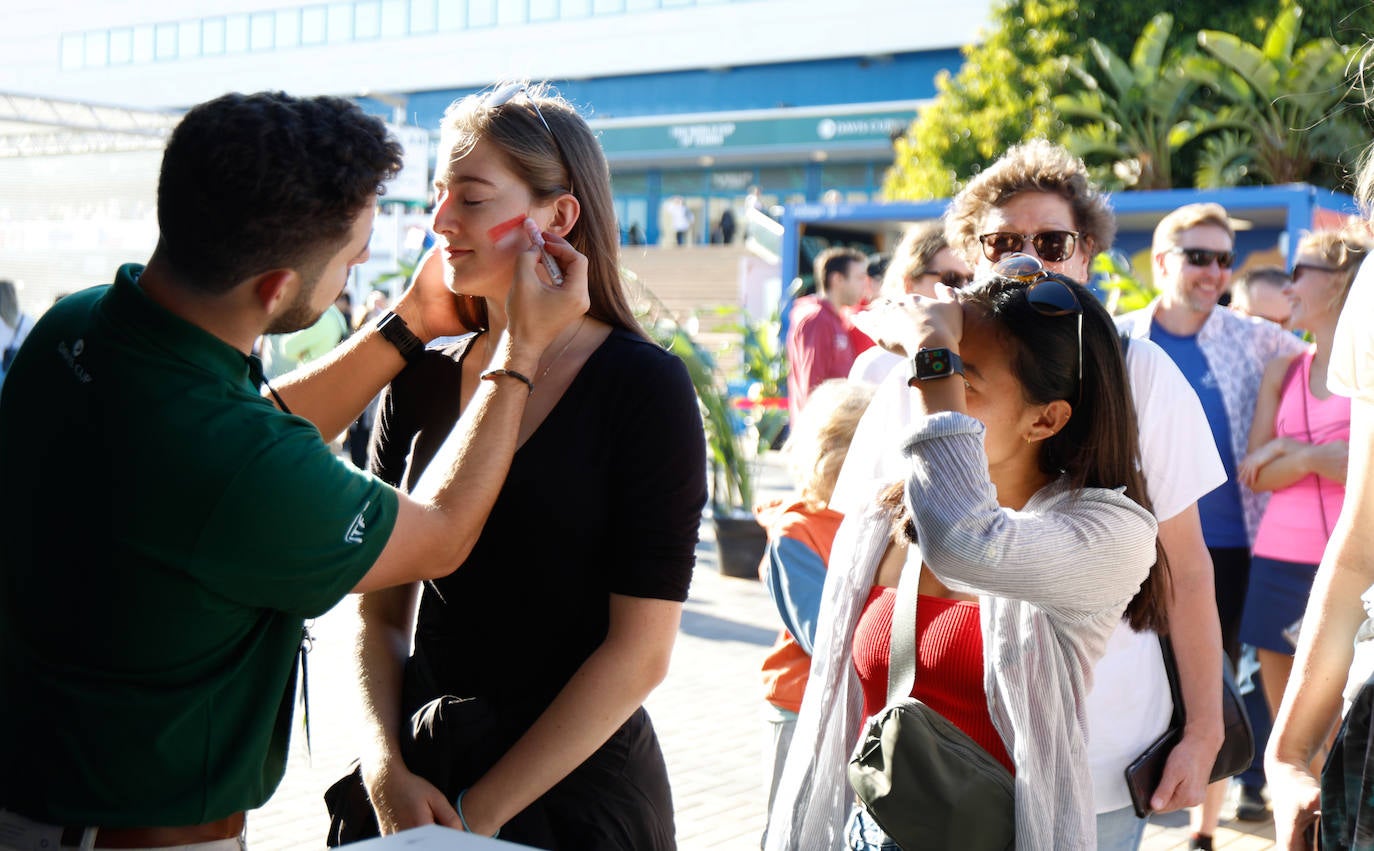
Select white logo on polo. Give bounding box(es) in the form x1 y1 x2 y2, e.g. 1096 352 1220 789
345 501 369 544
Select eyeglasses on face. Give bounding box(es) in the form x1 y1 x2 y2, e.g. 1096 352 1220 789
991 252 1084 400
483 82 576 196
1290 262 1340 280
978 230 1079 264
919 269 974 288
1169 247 1234 269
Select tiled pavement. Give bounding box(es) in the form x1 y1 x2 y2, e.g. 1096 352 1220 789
248 454 1278 849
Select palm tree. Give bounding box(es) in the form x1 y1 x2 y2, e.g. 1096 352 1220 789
1187 4 1364 188
1055 13 1228 190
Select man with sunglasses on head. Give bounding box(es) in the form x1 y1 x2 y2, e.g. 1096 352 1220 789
826 141 1228 850
0 92 588 850
1116 202 1305 848
940 142 1234 851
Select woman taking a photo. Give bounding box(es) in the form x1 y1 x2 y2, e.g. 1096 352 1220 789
353 82 706 849
765 255 1164 850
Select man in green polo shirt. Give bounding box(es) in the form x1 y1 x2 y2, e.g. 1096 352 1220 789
0 92 588 849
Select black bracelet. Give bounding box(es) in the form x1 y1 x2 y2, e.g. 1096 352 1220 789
374 311 425 365
479 368 535 395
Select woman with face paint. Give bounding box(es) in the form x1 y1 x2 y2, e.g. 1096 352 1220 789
352 82 706 849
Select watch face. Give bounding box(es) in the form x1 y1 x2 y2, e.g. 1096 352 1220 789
917 348 953 377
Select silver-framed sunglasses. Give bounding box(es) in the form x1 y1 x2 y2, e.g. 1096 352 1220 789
484 82 576 196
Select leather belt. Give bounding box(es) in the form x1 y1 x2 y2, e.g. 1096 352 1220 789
60 812 244 849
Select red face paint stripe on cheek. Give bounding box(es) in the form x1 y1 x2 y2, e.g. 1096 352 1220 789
487 214 527 242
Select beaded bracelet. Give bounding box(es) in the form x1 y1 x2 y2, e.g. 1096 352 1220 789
454 788 500 839
479 367 535 395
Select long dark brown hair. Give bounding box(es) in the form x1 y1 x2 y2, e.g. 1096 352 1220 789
437 81 647 340
885 276 1170 633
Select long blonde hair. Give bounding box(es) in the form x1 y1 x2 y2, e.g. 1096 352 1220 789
785 380 874 510
438 81 646 338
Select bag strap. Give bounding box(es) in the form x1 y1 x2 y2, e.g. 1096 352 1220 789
886 548 920 706
1158 634 1185 727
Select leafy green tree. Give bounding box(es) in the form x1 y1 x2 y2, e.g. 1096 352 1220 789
882 0 1076 200
882 0 1374 200
1188 5 1366 187
1056 14 1229 190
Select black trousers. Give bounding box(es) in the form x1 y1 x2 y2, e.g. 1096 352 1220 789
1209 545 1252 667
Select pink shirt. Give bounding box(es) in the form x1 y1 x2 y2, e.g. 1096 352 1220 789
1252 351 1350 563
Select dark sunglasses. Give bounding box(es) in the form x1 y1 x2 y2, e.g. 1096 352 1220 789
1169 247 1234 269
1290 262 1340 279
978 230 1079 264
919 269 974 288
992 253 1084 401
485 82 576 196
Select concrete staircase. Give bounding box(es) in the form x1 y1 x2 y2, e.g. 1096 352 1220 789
620 243 750 334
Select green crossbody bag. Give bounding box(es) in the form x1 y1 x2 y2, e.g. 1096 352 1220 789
847 560 1016 850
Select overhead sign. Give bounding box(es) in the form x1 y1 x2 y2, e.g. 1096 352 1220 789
593 110 916 159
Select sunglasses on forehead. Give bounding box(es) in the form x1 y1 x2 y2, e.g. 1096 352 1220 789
978 230 1079 264
992 253 1084 404
1168 246 1234 269
484 82 576 196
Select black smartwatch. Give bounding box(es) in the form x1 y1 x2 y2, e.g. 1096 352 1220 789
907 347 964 386
375 311 425 365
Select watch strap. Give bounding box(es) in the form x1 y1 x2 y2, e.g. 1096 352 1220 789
375 311 425 365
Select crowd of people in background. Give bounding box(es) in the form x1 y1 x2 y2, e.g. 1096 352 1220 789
2 52 1374 851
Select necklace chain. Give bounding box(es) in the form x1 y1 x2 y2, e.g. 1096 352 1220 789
536 315 586 391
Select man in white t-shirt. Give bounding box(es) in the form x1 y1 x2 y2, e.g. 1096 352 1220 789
1267 251 1374 849
833 140 1228 851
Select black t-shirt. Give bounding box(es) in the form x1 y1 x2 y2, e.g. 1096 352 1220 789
372 326 707 718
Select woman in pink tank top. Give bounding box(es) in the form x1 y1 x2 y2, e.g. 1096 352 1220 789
1238 229 1371 721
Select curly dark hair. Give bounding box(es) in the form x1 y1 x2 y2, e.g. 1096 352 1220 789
154 91 403 294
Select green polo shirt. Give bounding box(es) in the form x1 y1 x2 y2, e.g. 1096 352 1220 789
0 264 398 826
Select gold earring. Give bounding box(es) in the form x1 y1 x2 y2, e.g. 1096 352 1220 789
1025 435 1033 444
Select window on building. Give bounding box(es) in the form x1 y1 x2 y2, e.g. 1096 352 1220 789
250 13 274 50
202 18 226 54
529 0 557 21
225 15 250 52
356 1 382 38
626 0 660 10
496 0 526 25
83 31 108 66
469 0 497 27
178 20 201 58
132 25 155 62
109 28 132 64
437 0 465 30
327 2 353 42
409 0 437 33
302 6 327 44
380 0 407 36
561 0 591 17
594 0 625 13
60 33 84 69
275 9 301 48
155 22 178 60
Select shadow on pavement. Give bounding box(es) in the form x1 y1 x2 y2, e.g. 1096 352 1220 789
679 609 778 646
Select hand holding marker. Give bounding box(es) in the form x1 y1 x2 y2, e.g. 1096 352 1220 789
487 214 565 287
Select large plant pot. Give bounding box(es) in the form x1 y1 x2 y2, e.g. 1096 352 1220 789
713 514 767 579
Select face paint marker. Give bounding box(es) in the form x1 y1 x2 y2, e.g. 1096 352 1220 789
523 219 565 287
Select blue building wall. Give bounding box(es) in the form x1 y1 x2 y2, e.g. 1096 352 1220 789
374 50 962 127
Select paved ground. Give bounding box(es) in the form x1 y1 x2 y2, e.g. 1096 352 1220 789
248 453 1279 849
